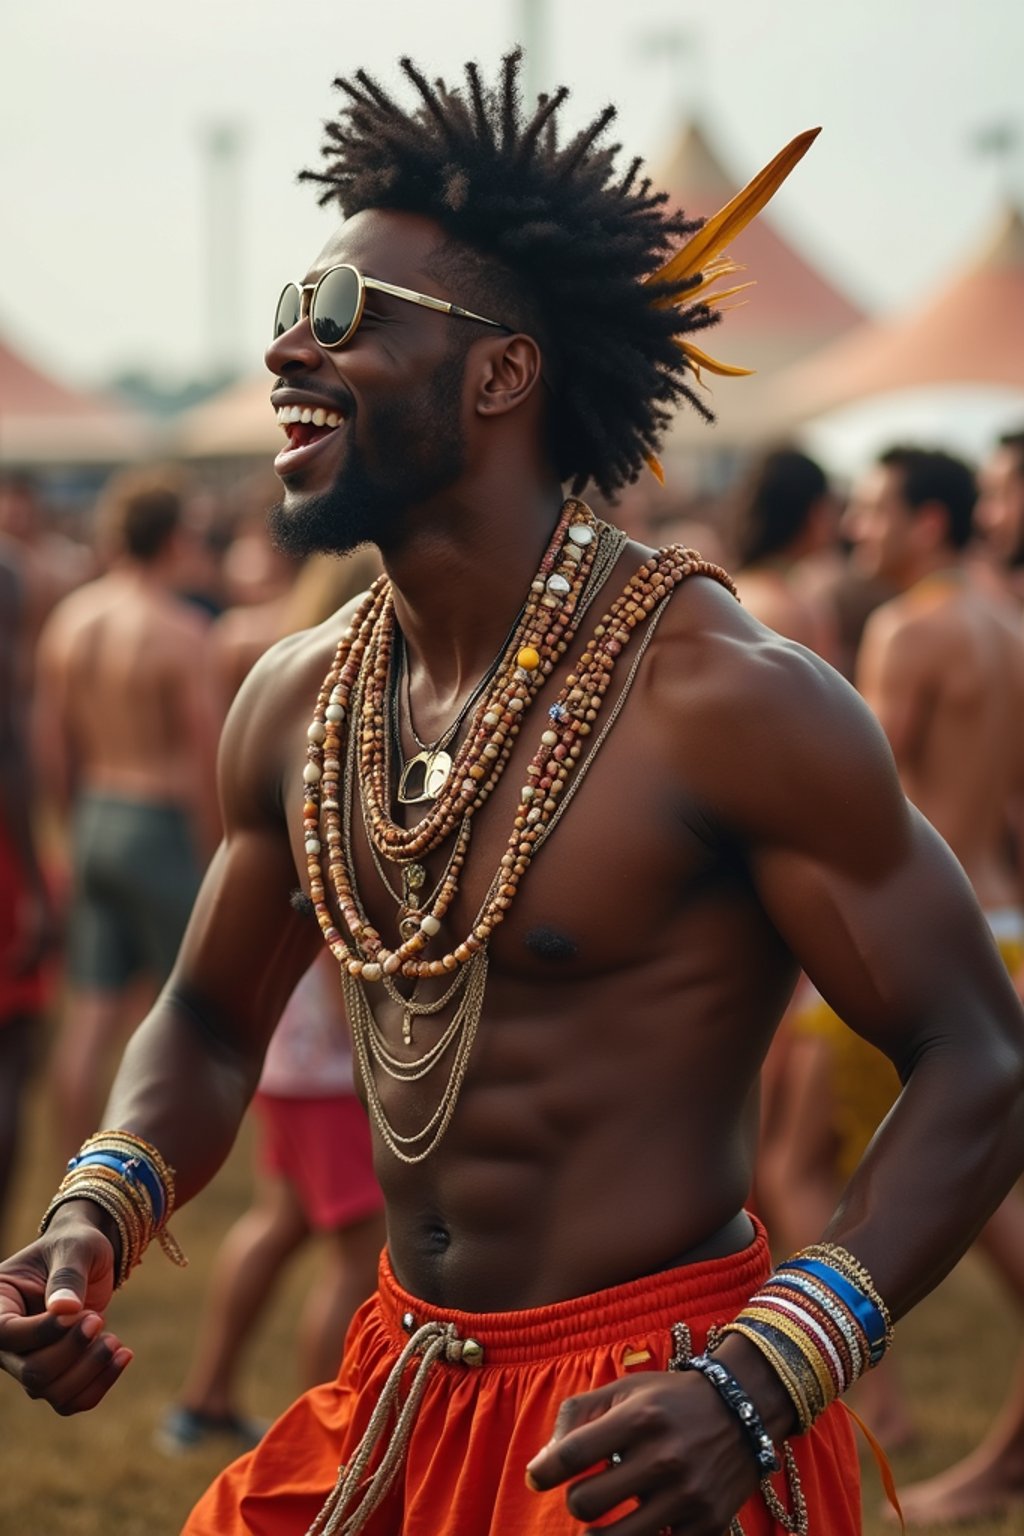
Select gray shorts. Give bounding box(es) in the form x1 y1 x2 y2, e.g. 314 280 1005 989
68 794 201 992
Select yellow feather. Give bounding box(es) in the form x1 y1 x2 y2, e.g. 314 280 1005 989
679 340 755 381
643 126 818 481
646 126 821 304
699 281 755 310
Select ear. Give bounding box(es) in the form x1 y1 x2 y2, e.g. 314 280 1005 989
915 501 952 552
472 334 544 417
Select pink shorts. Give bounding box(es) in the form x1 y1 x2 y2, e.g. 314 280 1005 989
251 1092 384 1232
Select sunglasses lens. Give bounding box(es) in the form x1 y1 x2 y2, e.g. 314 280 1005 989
311 266 361 347
273 284 302 340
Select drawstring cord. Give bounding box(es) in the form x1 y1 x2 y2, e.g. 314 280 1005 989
306 1320 484 1536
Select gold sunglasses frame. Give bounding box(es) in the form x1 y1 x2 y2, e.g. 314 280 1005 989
273 264 511 349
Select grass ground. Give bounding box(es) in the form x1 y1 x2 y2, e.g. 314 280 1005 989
0 1074 1020 1535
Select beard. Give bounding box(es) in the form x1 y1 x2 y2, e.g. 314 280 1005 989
268 349 467 560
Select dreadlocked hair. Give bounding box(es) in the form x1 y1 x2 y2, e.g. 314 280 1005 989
300 49 720 499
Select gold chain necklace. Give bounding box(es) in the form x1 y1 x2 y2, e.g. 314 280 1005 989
302 517 739 1160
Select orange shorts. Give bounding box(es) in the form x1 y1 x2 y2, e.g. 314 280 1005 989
183 1218 860 1536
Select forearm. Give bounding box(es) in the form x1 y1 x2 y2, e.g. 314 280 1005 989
821 1032 1024 1318
95 987 261 1208
714 1034 1024 1447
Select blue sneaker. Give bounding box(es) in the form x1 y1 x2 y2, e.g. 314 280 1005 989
154 1405 268 1456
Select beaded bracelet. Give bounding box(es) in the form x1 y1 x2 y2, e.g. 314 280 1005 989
783 1259 889 1366
719 1322 814 1434
40 1130 187 1286
67 1149 166 1226
684 1353 781 1476
794 1243 894 1359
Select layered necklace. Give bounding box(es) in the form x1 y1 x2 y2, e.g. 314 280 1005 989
302 500 735 1160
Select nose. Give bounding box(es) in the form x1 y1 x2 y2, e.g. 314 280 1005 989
265 317 324 379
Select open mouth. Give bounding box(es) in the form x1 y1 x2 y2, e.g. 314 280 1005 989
275 403 346 452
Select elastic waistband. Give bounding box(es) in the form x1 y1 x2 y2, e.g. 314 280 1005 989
377 1216 770 1366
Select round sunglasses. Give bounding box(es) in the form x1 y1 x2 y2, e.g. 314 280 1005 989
273 264 511 350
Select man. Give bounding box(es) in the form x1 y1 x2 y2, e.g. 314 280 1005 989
975 428 1024 604
841 445 1024 1522
159 544 385 1455
1 54 1023 1536
728 446 838 660
0 472 94 649
33 469 221 1159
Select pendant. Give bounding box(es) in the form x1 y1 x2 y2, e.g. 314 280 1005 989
402 1010 414 1046
397 748 453 805
399 913 421 943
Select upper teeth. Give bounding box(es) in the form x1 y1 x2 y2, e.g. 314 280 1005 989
276 405 342 428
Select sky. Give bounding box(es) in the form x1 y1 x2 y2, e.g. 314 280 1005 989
2 0 1022 393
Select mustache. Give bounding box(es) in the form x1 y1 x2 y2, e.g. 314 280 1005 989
270 374 355 416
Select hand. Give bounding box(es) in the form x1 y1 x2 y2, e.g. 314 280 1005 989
0 1206 132 1414
526 1369 761 1535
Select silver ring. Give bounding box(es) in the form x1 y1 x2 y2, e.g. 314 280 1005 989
609 1451 623 1466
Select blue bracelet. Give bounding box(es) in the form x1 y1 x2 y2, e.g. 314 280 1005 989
782 1258 888 1365
68 1150 166 1225
685 1353 781 1477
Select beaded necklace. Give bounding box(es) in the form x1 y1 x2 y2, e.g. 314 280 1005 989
302 503 736 1159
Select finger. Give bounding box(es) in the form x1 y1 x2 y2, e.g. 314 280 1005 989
51 1339 133 1416
564 1462 640 1526
2 1311 104 1388
46 1261 90 1313
549 1380 623 1443
528 1401 640 1491
15 1320 127 1414
0 1306 83 1357
579 1487 688 1536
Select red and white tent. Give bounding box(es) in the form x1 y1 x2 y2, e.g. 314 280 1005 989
779 203 1024 418
0 329 152 467
657 121 866 458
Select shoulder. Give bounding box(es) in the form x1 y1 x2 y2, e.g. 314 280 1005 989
37 575 111 652
648 568 906 849
218 591 370 825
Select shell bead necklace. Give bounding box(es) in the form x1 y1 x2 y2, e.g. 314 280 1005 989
303 520 737 986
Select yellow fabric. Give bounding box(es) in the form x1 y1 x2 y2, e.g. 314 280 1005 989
790 921 1024 1181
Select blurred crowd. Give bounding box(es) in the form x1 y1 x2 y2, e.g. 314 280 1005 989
2 427 1024 1520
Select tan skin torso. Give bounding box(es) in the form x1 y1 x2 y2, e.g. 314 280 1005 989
858 576 1024 908
38 570 220 826
262 550 803 1308
731 568 830 659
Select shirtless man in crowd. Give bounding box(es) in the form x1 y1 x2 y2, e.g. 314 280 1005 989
0 55 1023 1536
728 446 838 661
840 444 1024 1522
34 469 221 1159
974 428 1024 608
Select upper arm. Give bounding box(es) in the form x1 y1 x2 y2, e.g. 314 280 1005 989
679 614 1022 1073
163 640 321 1064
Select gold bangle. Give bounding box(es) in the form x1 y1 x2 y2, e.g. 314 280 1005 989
719 1322 814 1433
739 1306 836 1410
77 1130 178 1224
799 1244 894 1343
